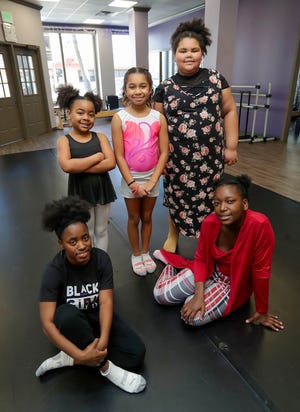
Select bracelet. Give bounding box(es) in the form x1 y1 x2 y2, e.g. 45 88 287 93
127 179 135 187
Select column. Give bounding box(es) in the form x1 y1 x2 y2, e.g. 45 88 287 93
129 7 150 68
96 27 116 107
204 0 239 83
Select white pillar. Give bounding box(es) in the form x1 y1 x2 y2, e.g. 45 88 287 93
96 28 116 106
129 7 150 68
204 0 239 82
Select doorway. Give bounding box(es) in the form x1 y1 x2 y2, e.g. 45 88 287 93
0 43 50 147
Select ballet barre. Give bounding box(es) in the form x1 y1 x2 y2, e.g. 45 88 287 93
231 83 274 143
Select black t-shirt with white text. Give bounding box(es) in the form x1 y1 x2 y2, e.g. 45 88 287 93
39 248 114 313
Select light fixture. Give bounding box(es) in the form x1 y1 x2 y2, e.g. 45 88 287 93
109 1 137 8
84 19 104 25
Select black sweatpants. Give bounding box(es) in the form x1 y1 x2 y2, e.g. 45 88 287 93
54 304 146 370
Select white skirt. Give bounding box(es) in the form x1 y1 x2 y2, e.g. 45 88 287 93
120 168 160 198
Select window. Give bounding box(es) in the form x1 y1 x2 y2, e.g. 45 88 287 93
112 33 131 97
0 54 11 98
149 49 176 88
44 31 97 102
17 55 37 95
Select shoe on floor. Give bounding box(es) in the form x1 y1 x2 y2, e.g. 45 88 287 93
142 252 157 273
131 255 147 276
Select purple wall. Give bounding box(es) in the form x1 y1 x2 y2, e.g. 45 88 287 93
232 0 300 138
149 10 204 51
149 1 300 139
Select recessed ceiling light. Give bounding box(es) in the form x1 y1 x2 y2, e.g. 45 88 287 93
84 19 104 25
109 1 137 8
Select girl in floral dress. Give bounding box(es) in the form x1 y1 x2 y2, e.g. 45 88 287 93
153 18 238 251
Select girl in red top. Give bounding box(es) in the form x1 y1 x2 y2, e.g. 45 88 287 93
153 174 284 331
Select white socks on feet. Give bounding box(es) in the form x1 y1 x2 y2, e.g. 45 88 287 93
35 351 74 377
36 354 146 394
101 361 146 393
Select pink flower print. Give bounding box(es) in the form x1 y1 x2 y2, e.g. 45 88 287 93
178 122 188 134
213 173 221 182
179 174 188 183
215 122 221 132
200 164 208 173
211 93 219 103
179 211 187 219
190 102 196 108
193 152 201 160
186 129 196 138
202 125 211 134
199 96 208 104
187 180 195 188
201 146 210 156
209 75 218 84
200 110 209 120
186 217 193 225
181 146 190 156
169 143 174 153
200 177 208 185
170 100 179 110
199 191 206 199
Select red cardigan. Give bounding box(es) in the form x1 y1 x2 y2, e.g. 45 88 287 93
160 210 275 315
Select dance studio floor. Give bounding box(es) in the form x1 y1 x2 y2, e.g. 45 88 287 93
0 147 299 412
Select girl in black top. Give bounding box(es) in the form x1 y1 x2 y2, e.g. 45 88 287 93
35 196 146 393
56 85 117 252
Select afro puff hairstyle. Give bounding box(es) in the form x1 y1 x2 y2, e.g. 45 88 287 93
42 196 91 239
56 84 102 113
171 18 212 55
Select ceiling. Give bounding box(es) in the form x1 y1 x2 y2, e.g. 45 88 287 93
28 0 205 27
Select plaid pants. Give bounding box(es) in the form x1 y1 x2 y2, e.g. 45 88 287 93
153 264 230 326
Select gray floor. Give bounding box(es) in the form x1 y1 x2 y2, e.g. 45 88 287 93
0 148 299 412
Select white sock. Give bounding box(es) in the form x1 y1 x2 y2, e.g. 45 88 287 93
101 360 146 393
35 351 74 377
153 249 168 264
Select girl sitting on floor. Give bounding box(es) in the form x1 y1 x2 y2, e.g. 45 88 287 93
153 174 284 331
35 196 146 393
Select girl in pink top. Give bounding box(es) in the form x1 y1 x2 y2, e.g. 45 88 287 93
112 67 169 276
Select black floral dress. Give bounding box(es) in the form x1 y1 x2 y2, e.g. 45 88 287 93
154 68 229 238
